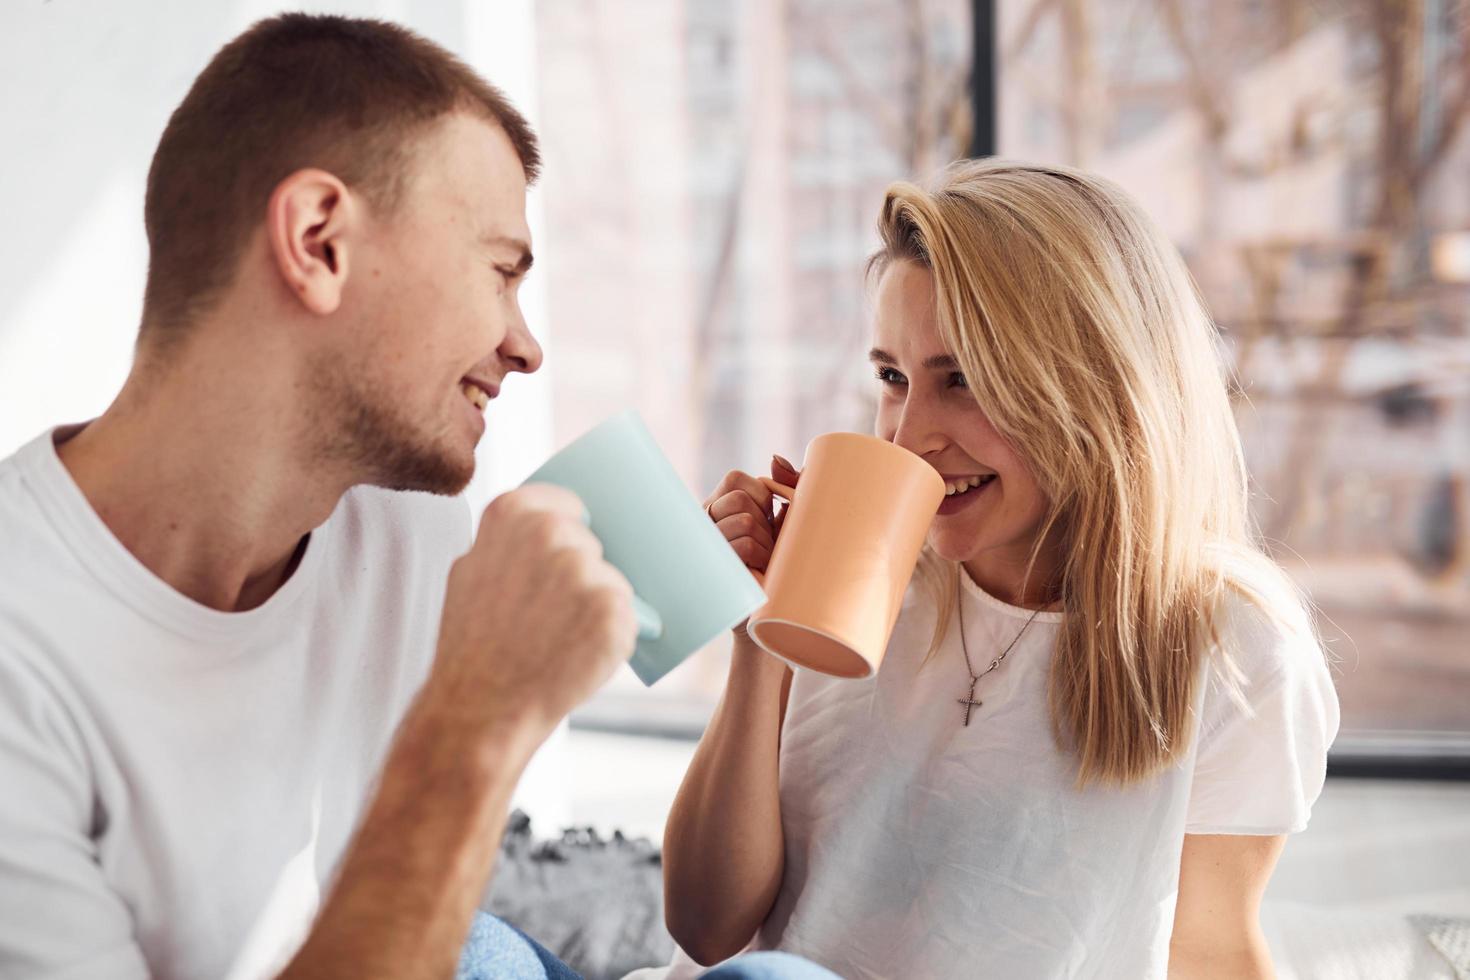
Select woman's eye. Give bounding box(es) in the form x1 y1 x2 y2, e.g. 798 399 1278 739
875 367 907 386
947 372 969 389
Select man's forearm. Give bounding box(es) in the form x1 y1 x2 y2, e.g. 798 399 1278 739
279 688 544 980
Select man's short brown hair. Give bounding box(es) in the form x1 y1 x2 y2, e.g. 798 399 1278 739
141 13 539 336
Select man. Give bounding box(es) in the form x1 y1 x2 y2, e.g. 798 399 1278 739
0 14 830 980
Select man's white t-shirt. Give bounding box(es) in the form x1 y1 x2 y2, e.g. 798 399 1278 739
653 563 1340 980
0 426 471 980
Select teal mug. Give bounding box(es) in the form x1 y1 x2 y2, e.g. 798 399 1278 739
523 411 768 685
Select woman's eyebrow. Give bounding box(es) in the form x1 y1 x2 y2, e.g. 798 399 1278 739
868 348 959 370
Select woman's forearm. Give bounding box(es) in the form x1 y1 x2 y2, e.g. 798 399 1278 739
663 637 792 965
1167 931 1275 980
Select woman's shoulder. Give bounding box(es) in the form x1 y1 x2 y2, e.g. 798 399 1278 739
1187 561 1342 834
1198 565 1337 736
1213 581 1317 671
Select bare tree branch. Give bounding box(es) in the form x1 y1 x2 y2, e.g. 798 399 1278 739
1416 0 1470 179
788 5 910 163
1004 0 1060 63
1156 0 1230 141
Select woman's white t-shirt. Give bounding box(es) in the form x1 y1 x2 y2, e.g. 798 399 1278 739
659 567 1339 980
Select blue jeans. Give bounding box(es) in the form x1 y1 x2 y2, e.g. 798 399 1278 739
699 951 843 979
456 911 581 979
456 912 841 980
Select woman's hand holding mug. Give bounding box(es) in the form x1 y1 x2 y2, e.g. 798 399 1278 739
704 454 800 637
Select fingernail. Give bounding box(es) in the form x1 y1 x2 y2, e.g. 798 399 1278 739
773 453 796 472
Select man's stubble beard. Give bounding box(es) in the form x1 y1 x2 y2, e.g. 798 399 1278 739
306 353 475 496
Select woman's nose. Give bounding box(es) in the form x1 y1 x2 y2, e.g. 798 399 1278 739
891 395 948 459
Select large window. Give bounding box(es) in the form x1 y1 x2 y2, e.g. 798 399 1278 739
996 0 1470 768
547 1 1470 770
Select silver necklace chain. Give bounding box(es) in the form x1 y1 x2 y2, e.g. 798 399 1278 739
956 575 1045 726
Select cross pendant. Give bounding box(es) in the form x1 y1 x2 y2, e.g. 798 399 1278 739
958 679 982 727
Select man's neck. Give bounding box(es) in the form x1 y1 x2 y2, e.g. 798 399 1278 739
57 335 352 613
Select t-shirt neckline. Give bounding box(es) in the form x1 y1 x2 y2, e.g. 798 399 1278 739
18 425 329 642
958 565 1066 625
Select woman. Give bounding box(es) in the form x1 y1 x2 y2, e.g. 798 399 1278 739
660 160 1340 979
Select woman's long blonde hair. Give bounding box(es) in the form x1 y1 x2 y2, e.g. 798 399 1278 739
873 159 1312 788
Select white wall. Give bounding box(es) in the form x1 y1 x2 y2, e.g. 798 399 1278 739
0 0 569 826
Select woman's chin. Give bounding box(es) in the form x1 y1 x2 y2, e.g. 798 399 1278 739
926 527 980 565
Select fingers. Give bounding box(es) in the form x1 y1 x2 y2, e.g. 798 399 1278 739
482 485 603 559
707 473 776 550
716 507 776 552
708 486 772 527
501 482 587 520
710 493 776 569
706 470 777 522
702 470 781 572
771 453 801 488
729 542 772 571
768 455 801 533
584 560 640 649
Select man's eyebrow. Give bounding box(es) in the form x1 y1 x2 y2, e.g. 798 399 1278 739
868 348 959 370
481 234 535 274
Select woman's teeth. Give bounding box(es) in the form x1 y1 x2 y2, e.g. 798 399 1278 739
460 382 489 412
944 475 994 496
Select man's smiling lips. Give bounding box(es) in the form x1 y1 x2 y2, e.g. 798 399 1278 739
458 376 500 414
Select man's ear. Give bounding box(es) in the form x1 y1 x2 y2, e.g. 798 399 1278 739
265 168 356 316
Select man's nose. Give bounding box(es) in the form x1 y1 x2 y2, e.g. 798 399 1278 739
500 303 543 375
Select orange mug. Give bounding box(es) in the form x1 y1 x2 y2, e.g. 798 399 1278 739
746 433 945 678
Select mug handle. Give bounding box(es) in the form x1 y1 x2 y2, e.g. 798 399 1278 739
759 477 797 503
632 596 664 642
746 478 799 587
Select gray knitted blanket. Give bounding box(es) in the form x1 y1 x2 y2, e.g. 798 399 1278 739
485 812 672 980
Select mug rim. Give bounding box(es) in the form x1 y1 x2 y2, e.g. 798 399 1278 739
526 408 642 482
748 616 875 679
802 431 944 489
